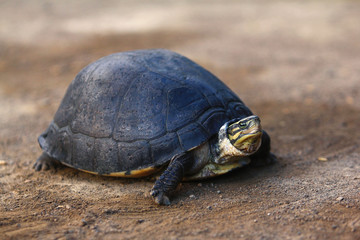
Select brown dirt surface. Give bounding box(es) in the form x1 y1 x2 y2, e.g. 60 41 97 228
1 1 359 239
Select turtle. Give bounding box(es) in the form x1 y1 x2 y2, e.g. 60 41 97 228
34 49 275 205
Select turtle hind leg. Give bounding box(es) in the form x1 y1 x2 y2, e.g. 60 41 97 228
33 152 61 171
150 153 193 205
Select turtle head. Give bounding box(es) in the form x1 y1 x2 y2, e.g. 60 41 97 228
227 115 262 156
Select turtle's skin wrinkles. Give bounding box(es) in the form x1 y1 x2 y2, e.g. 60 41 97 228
34 49 276 205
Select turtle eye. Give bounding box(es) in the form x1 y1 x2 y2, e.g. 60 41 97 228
239 122 247 128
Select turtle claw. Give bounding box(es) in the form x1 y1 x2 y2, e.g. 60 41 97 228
33 161 50 171
268 152 277 164
33 153 60 171
150 189 171 206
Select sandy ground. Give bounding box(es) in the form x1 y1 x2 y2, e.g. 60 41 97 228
1 0 360 239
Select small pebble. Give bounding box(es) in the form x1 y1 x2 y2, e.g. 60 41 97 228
0 160 7 165
336 196 344 201
317 157 328 162
254 219 258 223
137 219 145 224
197 183 202 187
81 219 88 226
207 206 212 210
189 194 196 199
267 213 271 216
217 190 221 194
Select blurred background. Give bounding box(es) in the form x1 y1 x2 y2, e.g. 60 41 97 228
2 0 360 104
1 1 360 239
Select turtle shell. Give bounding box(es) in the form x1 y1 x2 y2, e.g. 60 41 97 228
38 49 253 176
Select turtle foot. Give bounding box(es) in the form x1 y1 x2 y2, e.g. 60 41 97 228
33 152 61 171
150 189 171 206
250 152 277 167
267 152 277 164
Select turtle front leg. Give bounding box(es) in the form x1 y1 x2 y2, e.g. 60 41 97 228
33 152 61 171
249 130 277 167
150 154 192 205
